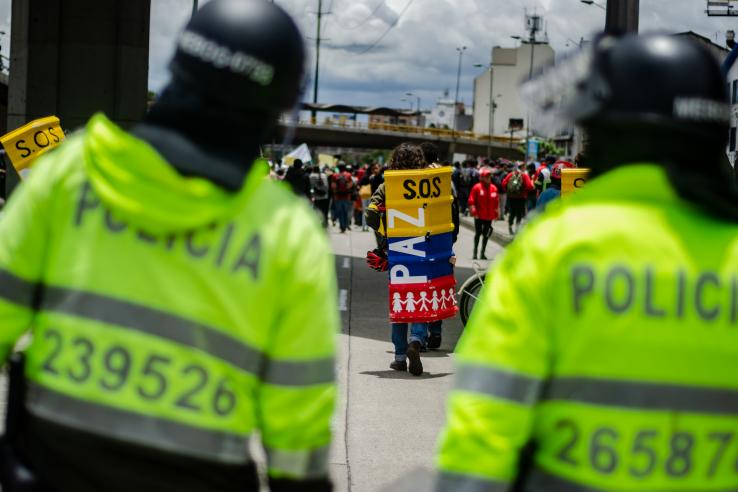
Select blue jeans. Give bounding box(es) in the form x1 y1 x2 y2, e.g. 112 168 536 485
335 199 352 231
392 322 428 361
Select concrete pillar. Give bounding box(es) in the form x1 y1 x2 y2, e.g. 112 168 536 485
8 0 150 132
606 0 639 34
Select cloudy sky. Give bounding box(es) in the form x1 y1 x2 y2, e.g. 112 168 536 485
0 1 736 112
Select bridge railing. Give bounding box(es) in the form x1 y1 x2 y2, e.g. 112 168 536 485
293 119 522 147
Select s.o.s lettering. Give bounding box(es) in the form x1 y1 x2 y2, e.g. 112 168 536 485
402 177 442 200
38 328 238 418
553 419 738 480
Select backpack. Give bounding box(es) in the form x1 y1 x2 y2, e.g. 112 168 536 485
312 174 328 198
336 174 352 194
507 171 524 195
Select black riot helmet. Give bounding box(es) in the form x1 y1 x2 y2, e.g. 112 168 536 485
522 33 738 221
522 33 730 171
169 0 305 116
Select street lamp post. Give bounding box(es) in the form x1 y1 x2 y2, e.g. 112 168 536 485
524 22 539 163
474 63 497 159
453 46 467 137
406 92 422 126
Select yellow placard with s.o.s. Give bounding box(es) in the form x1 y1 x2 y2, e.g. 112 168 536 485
384 167 454 238
0 116 65 173
561 168 590 197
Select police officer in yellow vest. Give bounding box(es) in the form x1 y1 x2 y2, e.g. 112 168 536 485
435 33 738 491
0 1 338 491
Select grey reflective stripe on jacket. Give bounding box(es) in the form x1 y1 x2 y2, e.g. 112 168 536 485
27 383 252 464
0 268 39 308
434 471 510 492
40 285 334 387
454 362 542 405
266 445 330 479
542 376 738 414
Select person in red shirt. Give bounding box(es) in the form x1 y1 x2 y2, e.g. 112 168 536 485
502 164 534 235
468 167 500 259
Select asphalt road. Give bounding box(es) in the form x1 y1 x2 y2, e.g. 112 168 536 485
328 221 504 492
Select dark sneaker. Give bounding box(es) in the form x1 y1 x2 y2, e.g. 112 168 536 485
406 341 423 376
390 360 407 372
428 333 442 349
508 224 513 235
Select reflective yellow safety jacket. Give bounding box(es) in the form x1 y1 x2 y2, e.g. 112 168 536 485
0 114 338 481
437 164 738 491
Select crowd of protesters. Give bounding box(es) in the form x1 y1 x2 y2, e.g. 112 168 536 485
269 156 387 234
269 151 582 258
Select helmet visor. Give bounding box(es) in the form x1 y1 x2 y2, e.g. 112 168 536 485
519 36 611 134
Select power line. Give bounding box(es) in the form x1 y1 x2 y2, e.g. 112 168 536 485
357 0 416 55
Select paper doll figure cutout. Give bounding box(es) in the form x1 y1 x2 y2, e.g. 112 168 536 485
431 291 440 311
418 291 430 311
440 289 447 310
392 292 405 313
405 292 416 312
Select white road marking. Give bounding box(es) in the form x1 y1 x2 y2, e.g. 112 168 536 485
338 289 349 312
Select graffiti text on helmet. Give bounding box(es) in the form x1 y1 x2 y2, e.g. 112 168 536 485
178 30 275 86
674 97 730 123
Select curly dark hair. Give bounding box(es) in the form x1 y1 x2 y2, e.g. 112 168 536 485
388 143 426 170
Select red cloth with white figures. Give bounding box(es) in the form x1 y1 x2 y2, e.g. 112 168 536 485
389 275 457 323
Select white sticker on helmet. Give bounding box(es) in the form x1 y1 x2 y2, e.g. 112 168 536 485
178 30 275 86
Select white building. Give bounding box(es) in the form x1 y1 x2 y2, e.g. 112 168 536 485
473 41 555 139
425 90 472 131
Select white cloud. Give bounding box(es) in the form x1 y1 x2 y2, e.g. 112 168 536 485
2 0 736 115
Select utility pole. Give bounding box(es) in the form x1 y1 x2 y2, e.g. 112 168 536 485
524 13 542 163
191 0 198 18
311 0 330 123
605 0 640 33
452 46 467 138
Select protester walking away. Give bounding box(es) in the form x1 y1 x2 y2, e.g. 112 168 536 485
358 167 374 231
310 165 330 226
525 162 538 212
365 143 429 375
331 162 354 232
467 167 499 260
284 158 311 197
457 161 475 216
490 165 506 220
452 162 462 209
0 2 338 492
420 142 460 350
534 155 556 195
502 163 533 235
435 33 738 492
367 164 385 245
537 160 574 212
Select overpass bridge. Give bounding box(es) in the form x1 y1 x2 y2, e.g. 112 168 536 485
277 121 525 160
